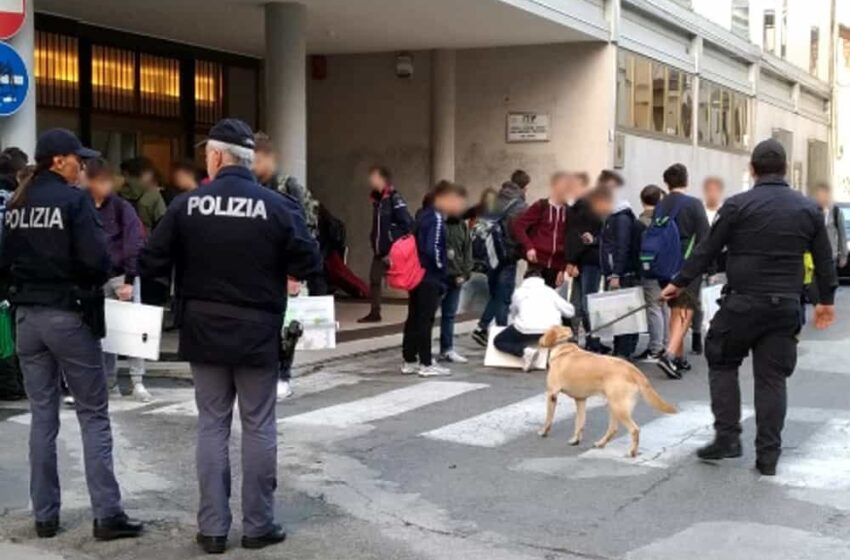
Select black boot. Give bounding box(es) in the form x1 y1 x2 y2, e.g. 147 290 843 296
755 459 777 476
196 533 228 554
93 513 144 541
242 524 287 550
35 517 60 538
692 332 703 355
697 437 743 460
357 312 382 324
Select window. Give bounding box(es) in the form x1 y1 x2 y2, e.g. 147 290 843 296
92 45 136 113
764 10 776 53
810 27 820 77
34 31 79 109
616 50 693 141
140 54 180 118
195 60 224 125
781 0 788 58
699 80 752 151
731 0 750 40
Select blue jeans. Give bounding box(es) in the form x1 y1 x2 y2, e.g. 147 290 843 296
440 279 463 353
478 263 517 330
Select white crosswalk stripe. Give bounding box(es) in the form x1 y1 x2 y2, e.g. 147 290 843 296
766 418 850 489
579 402 754 468
280 381 487 427
145 371 365 417
422 394 605 448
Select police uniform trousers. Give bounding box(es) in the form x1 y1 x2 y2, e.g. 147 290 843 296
16 306 123 522
190 363 278 538
705 293 801 463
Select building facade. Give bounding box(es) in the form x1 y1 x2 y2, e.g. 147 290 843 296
0 0 838 277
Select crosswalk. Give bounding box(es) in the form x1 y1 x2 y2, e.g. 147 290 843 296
4 374 850 495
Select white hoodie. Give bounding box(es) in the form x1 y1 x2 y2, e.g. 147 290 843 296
509 277 575 334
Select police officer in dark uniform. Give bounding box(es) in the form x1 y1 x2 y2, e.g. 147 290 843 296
661 139 837 476
0 129 143 540
140 119 320 554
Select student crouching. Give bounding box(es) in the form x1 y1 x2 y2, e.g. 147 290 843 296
493 270 575 372
402 181 468 377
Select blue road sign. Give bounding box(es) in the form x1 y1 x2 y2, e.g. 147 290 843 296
0 41 28 117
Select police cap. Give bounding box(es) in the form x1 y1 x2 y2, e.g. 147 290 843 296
199 118 256 150
35 129 100 161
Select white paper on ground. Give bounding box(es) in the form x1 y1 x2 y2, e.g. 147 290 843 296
483 326 548 370
102 300 164 361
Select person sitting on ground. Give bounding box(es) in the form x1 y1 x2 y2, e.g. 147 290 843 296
494 270 575 372
402 181 467 377
471 170 530 346
656 163 710 380
84 158 150 402
588 184 640 359
634 184 668 362
512 171 570 288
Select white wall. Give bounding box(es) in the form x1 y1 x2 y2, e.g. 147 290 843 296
455 42 614 203
619 134 751 207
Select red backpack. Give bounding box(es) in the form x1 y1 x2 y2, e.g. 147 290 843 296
386 234 425 291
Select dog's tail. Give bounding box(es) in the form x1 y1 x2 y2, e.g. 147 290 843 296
630 366 677 414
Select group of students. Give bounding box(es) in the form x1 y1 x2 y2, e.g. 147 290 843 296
364 161 736 379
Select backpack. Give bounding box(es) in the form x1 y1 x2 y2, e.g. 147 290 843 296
386 234 425 291
471 198 520 272
639 197 695 281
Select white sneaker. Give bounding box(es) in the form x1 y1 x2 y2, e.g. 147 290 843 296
522 348 539 372
401 362 419 375
62 395 75 407
108 386 122 399
440 350 468 364
277 380 294 401
132 383 153 403
418 364 451 378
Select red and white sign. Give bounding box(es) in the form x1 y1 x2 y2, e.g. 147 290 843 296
0 0 25 40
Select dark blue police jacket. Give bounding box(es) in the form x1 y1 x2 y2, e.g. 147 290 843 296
1 171 110 308
140 165 321 367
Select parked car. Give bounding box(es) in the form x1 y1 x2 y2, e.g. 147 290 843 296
837 202 850 281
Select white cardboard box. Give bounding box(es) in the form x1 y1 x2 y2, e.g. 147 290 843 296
587 287 647 336
284 295 337 350
483 326 548 371
102 300 164 361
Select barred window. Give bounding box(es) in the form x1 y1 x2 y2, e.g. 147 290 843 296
34 31 79 109
92 45 136 113
195 60 223 125
140 54 180 118
698 80 751 151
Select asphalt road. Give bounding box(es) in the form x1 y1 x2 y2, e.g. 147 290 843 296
2 291 850 560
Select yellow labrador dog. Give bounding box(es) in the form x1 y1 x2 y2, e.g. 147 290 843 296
537 326 676 457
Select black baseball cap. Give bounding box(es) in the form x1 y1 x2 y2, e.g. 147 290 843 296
35 129 100 161
197 118 256 150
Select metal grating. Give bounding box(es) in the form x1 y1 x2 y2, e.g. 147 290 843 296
34 31 79 108
140 53 180 118
92 44 136 113
195 60 223 125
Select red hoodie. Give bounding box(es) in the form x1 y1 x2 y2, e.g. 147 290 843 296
512 198 567 270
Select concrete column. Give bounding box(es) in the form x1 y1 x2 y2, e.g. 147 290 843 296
430 49 456 184
0 0 36 155
265 2 307 183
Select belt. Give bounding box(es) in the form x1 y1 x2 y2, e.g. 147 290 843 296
727 289 799 303
184 299 281 325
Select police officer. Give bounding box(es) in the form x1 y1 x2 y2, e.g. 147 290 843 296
0 129 143 540
140 119 320 554
661 139 837 476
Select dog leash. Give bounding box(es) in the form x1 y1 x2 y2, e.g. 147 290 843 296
552 303 653 348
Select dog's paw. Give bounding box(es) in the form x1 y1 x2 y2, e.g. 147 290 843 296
538 429 549 438
627 450 639 458
593 441 607 449
568 437 581 446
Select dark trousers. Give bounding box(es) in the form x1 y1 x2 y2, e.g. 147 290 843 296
368 256 387 315
403 281 442 367
439 279 462 354
191 363 278 538
705 294 800 463
493 325 540 357
16 306 124 522
478 263 516 329
570 264 602 346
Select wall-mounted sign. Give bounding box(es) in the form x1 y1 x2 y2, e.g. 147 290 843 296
0 0 25 40
0 41 29 117
506 112 550 143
